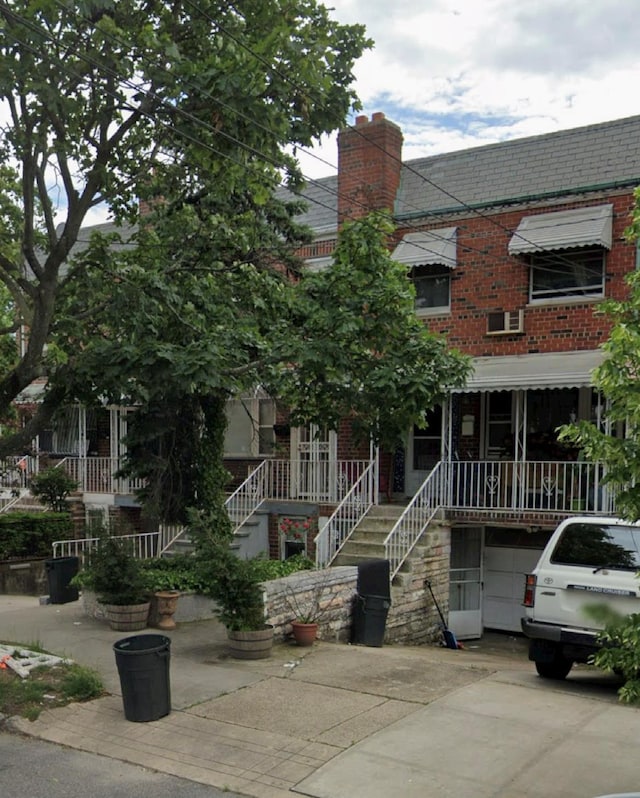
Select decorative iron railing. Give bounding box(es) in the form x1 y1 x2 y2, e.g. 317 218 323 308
445 460 616 516
314 460 378 568
384 461 446 579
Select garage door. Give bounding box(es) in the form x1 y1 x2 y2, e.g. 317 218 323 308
483 546 544 632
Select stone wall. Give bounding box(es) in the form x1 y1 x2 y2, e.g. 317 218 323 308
264 566 357 642
385 521 451 646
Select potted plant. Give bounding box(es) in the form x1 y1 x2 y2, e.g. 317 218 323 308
284 569 332 646
83 535 150 631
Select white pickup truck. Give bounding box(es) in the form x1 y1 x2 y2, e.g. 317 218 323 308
521 516 640 679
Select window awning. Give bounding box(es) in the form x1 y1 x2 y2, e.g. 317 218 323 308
508 205 613 255
392 227 457 268
454 349 604 393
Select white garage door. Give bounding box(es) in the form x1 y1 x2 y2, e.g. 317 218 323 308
483 546 544 632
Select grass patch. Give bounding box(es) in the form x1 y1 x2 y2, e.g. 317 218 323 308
0 650 106 722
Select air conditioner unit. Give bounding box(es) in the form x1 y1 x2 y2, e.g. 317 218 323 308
487 309 524 335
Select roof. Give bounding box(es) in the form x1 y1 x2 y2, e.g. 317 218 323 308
456 350 604 393
289 115 640 232
396 115 640 218
508 204 613 254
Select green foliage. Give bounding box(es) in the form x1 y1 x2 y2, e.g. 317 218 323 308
0 512 73 559
59 664 104 702
85 534 148 605
139 555 204 593
274 214 472 449
0 654 104 720
246 553 315 581
0 0 370 454
30 467 78 513
589 605 640 703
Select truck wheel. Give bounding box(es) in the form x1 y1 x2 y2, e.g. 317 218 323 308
535 656 573 680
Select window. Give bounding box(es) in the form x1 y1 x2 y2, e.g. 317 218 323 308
551 523 640 570
412 264 451 312
529 248 605 302
224 396 276 457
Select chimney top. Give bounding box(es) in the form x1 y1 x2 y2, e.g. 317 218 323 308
354 112 386 126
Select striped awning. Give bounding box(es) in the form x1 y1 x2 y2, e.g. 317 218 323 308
392 227 457 268
508 205 613 254
455 349 604 393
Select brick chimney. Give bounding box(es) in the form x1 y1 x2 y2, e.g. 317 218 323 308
337 112 403 225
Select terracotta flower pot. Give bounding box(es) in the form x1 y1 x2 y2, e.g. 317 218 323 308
291 620 318 646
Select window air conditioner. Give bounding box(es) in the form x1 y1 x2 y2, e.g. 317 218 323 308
487 309 524 335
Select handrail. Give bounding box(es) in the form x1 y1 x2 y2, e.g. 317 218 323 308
385 461 445 579
51 531 161 562
314 461 376 569
225 460 268 533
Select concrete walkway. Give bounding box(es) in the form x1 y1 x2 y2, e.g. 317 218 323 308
2 596 640 798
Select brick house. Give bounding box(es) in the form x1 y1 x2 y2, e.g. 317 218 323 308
17 112 640 639
274 112 640 637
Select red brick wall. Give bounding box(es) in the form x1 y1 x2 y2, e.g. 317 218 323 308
409 194 635 355
338 112 403 224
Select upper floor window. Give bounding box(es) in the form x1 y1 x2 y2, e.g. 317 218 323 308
529 248 605 302
224 395 276 457
392 227 457 316
411 264 451 312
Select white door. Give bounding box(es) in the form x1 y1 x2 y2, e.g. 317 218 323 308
484 546 545 632
291 425 338 501
405 405 443 495
448 527 483 640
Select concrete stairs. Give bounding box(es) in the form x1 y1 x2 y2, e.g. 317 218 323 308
332 503 433 591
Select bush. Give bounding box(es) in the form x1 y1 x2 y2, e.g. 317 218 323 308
30 467 78 512
0 512 74 559
86 535 148 605
139 555 204 593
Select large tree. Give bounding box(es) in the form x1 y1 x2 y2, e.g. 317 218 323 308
0 1 470 525
0 0 369 452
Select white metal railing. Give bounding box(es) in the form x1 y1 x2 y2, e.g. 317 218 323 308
226 459 370 533
446 460 617 516
60 457 146 495
314 460 377 568
385 461 446 578
52 531 161 563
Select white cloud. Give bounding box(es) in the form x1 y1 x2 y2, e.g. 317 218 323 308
299 0 640 177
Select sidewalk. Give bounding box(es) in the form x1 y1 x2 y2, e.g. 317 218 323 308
3 596 640 798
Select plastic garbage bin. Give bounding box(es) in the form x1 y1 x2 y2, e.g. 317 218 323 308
113 634 171 722
352 594 391 647
45 556 79 604
356 559 391 598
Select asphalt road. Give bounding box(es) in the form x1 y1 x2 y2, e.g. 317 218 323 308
0 732 247 798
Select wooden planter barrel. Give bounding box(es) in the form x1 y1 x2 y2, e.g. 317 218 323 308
104 601 151 632
227 625 274 660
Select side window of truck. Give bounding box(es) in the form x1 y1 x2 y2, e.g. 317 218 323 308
551 523 640 569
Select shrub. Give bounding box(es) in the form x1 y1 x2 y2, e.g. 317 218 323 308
30 467 78 512
86 535 148 605
0 512 74 559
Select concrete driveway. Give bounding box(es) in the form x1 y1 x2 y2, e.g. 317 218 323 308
2 596 640 798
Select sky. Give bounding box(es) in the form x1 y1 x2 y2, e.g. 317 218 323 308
297 0 640 179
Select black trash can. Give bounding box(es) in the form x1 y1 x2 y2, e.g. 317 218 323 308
45 556 79 604
352 594 391 647
113 634 171 722
356 559 391 598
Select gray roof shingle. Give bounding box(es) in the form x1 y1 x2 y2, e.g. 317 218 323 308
290 115 640 230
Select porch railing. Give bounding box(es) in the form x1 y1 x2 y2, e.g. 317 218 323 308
446 460 617 516
314 460 378 569
385 461 446 579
